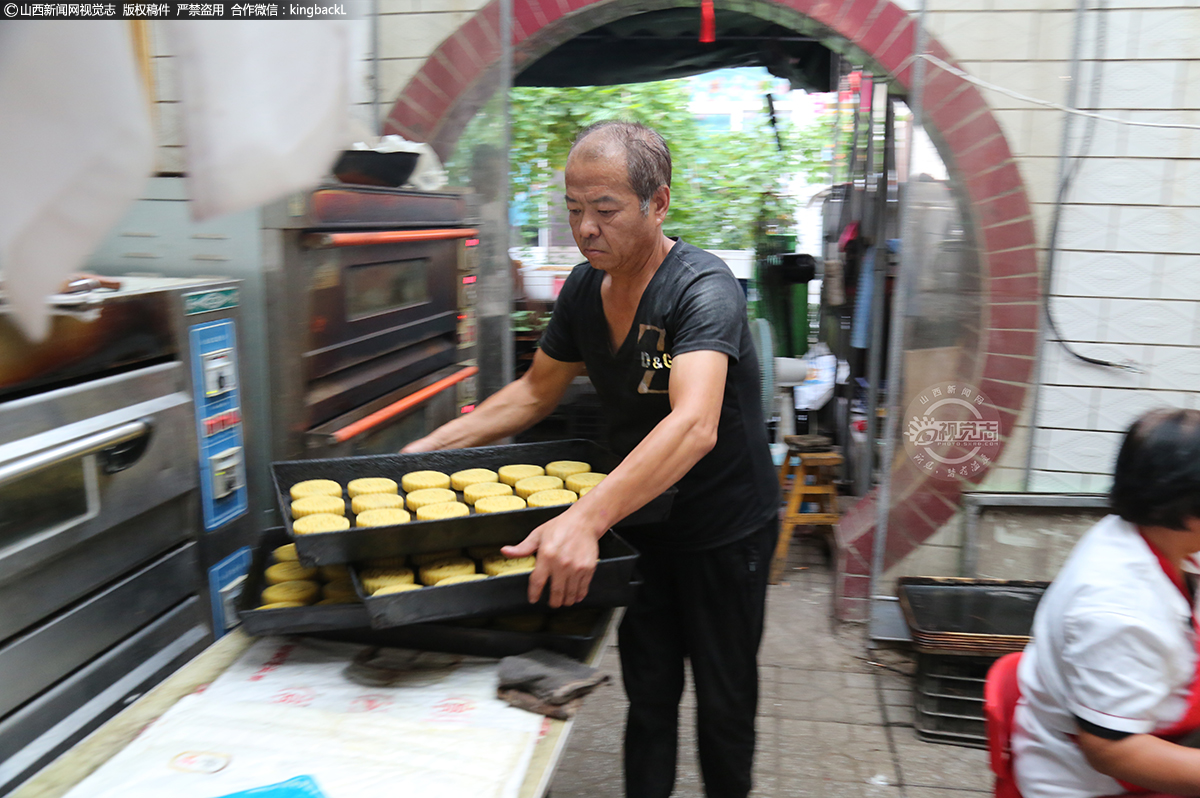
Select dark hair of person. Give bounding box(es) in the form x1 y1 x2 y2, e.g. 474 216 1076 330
570 120 671 214
1110 408 1200 530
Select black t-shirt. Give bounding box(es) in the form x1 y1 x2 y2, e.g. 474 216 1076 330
539 239 779 551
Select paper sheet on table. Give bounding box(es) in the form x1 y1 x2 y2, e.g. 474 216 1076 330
63 638 541 798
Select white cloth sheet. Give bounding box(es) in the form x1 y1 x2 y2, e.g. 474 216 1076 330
63 638 542 798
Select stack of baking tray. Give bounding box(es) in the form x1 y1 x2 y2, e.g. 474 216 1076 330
238 528 617 659
239 440 662 658
897 577 1048 748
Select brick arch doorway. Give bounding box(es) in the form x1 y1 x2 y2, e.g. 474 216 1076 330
387 0 1042 621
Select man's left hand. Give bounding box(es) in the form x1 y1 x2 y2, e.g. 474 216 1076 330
502 511 603 607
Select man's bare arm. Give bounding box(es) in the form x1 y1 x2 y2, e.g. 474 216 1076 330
505 349 728 606
403 350 584 452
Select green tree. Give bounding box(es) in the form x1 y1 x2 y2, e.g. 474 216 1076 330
448 78 837 251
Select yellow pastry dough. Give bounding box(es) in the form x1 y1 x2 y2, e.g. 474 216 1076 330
289 479 342 501
261 580 320 605
401 470 451 492
474 495 527 514
515 475 563 499
482 553 537 576
579 486 593 496
273 543 299 562
351 492 406 515
291 495 345 518
419 557 476 586
265 561 318 585
406 487 457 511
292 513 350 535
359 567 415 593
527 489 578 507
257 601 307 609
372 583 424 596
436 573 488 586
316 596 358 605
545 460 590 481
565 472 606 494
450 468 498 491
347 477 398 498
498 464 544 486
356 508 411 527
464 481 513 506
416 501 470 521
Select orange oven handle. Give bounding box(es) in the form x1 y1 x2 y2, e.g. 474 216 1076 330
331 366 478 444
302 228 480 249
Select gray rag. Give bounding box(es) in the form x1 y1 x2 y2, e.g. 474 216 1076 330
496 648 610 718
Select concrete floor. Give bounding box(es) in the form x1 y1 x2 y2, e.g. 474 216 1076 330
548 536 994 798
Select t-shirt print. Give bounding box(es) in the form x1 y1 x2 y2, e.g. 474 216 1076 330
636 323 671 394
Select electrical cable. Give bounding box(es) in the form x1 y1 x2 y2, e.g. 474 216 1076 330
1041 0 1138 372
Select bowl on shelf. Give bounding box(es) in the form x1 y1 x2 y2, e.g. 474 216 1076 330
332 150 420 187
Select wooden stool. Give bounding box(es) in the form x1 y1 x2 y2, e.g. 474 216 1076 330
771 449 843 584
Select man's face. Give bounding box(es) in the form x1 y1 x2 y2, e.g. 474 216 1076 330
564 146 667 276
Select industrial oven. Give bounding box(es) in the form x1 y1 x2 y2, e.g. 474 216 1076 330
88 179 481 527
0 276 254 794
261 184 480 461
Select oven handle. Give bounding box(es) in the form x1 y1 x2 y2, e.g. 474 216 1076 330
301 228 480 249
0 420 152 488
331 366 478 444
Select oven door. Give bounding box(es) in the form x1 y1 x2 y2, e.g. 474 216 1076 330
304 363 476 458
301 232 468 383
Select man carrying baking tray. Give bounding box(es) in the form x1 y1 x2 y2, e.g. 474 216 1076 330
404 120 779 798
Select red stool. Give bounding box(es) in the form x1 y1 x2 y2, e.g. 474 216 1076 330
985 652 1024 798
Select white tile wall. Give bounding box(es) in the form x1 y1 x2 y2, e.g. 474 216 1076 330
1128 9 1200 60
1105 298 1197 346
1023 108 1068 158
1113 206 1200 254
1037 428 1123 474
1070 158 1169 207
1048 296 1107 342
938 11 1040 62
1146 346 1200 391
1037 385 1096 428
378 58 424 103
1053 251 1156 298
1098 61 1180 110
1167 160 1200 207
1093 387 1190 431
1123 110 1200 159
1054 203 1116 251
1158 255 1200 300
1028 469 1091 492
1041 341 1146 388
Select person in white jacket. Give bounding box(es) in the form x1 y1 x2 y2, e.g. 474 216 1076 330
1013 407 1200 798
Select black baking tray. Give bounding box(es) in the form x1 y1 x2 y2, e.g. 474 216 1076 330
237 528 615 659
356 530 640 628
272 439 674 565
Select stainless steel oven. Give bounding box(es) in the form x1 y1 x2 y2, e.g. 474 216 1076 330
89 180 481 513
263 185 480 461
0 276 254 795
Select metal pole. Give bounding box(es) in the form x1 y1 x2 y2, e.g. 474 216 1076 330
863 97 895 495
853 76 877 497
869 0 927 615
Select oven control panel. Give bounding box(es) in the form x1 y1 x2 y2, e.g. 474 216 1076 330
188 319 248 530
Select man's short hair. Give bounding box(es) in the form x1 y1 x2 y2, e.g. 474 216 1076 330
571 120 671 214
1110 407 1200 530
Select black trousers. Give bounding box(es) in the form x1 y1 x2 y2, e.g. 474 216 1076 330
618 516 776 798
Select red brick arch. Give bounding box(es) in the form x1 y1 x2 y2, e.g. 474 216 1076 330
387 0 1041 621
